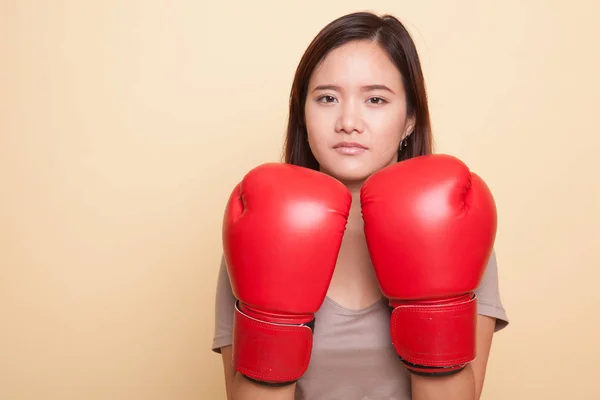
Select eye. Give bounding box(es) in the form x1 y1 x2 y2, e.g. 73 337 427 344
317 95 337 103
367 97 386 104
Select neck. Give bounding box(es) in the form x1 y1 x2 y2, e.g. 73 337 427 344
341 179 366 229
345 180 364 196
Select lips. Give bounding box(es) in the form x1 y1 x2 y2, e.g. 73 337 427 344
332 141 368 155
333 141 368 149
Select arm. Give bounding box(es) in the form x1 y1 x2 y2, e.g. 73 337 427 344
220 346 235 400
471 316 496 398
219 165 349 398
220 345 296 400
410 315 496 400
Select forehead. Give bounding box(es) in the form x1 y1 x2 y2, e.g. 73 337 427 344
309 40 402 88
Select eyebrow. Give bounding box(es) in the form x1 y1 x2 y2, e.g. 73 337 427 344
312 84 395 94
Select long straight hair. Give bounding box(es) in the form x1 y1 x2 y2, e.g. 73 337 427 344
283 12 433 169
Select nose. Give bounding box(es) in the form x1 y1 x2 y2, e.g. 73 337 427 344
335 101 364 135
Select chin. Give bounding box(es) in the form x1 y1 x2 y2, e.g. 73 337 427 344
316 151 398 185
320 162 377 184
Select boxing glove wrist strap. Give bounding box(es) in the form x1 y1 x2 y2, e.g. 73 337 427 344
389 294 477 376
232 301 314 386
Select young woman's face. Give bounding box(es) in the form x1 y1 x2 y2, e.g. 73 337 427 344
305 40 415 184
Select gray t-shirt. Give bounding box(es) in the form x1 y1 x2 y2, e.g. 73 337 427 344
212 252 509 399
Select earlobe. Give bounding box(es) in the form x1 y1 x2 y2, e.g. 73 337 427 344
399 120 415 152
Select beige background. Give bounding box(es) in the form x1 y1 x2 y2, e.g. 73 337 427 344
1 1 599 399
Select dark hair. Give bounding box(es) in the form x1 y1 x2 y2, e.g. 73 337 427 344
283 11 433 169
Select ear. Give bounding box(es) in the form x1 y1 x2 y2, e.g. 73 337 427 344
402 114 416 140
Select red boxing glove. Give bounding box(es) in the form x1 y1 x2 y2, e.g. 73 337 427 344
360 154 497 376
222 163 351 385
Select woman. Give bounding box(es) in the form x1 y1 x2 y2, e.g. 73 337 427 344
212 11 509 400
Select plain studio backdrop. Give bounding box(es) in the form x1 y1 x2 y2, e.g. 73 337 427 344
1 1 599 399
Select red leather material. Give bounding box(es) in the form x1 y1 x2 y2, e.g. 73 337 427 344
222 163 351 384
360 154 497 374
232 304 314 383
390 294 477 369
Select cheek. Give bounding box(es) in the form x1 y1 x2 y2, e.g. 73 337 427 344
305 104 331 149
369 112 405 157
